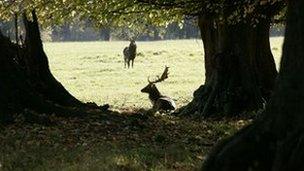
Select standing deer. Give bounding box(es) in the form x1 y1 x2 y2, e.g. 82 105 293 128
141 66 176 112
123 39 137 68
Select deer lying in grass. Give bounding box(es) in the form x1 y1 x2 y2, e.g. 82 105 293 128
141 66 176 112
123 39 137 68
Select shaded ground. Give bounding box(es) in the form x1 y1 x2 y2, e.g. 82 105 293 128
0 110 251 170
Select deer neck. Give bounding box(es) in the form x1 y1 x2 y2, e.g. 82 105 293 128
149 87 162 102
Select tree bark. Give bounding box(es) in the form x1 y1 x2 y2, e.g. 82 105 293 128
202 1 304 170
0 11 106 123
22 11 83 107
179 15 278 117
14 13 18 44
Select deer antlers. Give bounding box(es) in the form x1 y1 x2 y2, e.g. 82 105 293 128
148 66 169 84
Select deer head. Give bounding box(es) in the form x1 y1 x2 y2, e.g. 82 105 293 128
129 39 136 47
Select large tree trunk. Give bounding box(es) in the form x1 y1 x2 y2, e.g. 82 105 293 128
0 11 105 123
179 15 278 117
202 1 304 170
22 11 82 107
0 31 79 122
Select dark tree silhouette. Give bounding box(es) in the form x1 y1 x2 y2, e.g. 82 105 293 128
202 1 304 170
179 2 285 117
0 11 106 123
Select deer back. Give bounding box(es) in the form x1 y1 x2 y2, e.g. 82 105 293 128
154 96 176 111
123 40 137 60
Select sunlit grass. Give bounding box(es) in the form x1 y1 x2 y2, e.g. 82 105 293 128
270 37 284 69
44 38 283 110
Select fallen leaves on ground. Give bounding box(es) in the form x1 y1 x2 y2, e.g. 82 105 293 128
0 110 252 170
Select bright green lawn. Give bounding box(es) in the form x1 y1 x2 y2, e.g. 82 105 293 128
44 38 283 110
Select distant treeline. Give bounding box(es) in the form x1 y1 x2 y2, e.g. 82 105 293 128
0 18 284 42
51 21 200 41
0 18 200 42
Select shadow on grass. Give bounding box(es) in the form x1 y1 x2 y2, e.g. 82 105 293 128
0 106 250 170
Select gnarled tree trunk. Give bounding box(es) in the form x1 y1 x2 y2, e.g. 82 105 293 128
179 15 278 117
22 11 82 107
202 1 304 170
0 11 105 123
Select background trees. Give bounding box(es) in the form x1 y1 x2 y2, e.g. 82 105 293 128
45 18 199 42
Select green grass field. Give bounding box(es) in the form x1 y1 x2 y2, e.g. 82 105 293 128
45 37 284 111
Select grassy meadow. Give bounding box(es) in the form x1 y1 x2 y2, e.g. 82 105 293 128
45 37 284 111
0 38 284 171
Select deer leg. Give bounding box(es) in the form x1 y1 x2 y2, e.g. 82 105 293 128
127 60 130 68
131 60 134 68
